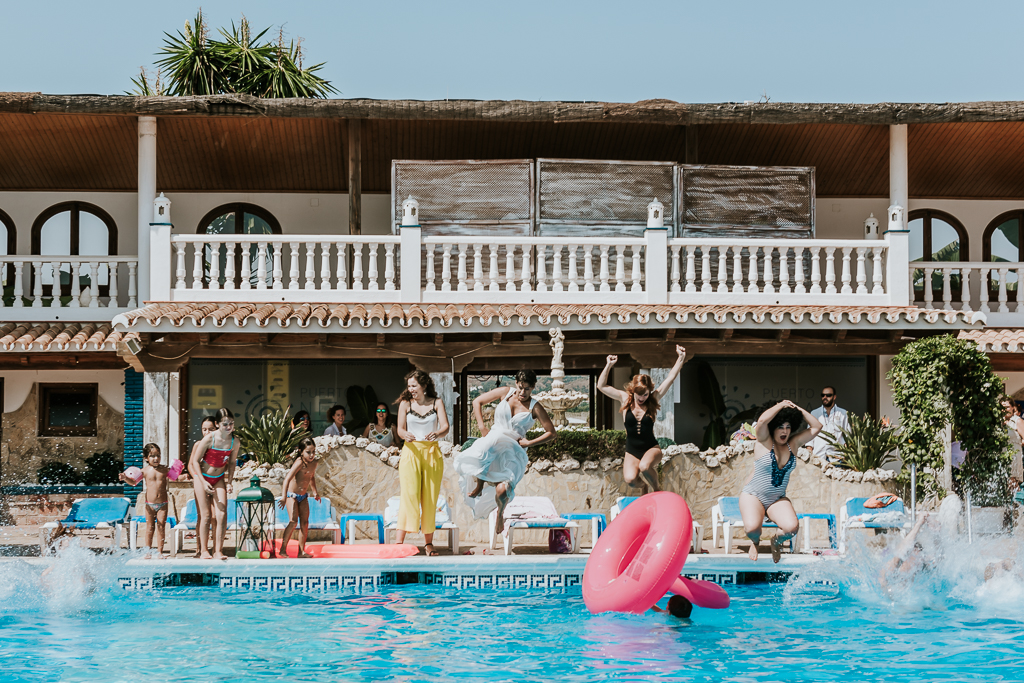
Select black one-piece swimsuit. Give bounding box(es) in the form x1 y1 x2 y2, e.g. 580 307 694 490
624 410 658 457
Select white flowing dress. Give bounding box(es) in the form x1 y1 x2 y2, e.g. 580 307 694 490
455 388 536 519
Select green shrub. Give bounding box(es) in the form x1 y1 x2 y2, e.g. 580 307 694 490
818 414 903 472
37 461 80 485
526 430 626 462
81 451 123 485
236 409 311 465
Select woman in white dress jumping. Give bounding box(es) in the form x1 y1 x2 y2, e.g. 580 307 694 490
455 370 557 534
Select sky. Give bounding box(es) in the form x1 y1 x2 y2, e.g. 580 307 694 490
2 0 1022 103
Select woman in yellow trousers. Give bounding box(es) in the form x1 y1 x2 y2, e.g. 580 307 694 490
395 370 450 556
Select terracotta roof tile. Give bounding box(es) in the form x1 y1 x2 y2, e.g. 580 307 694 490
111 302 983 332
0 322 126 352
959 328 1024 352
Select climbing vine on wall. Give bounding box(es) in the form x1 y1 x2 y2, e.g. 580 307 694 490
889 335 1011 502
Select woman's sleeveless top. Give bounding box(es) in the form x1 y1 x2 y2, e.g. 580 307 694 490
406 403 439 441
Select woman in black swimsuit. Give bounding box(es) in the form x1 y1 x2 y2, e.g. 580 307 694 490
597 345 687 492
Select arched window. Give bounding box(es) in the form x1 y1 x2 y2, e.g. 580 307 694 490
0 208 15 291
197 204 281 288
908 209 969 297
31 202 117 296
982 210 1024 298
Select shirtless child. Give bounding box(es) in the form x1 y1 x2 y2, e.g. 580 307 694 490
278 437 321 558
120 443 170 557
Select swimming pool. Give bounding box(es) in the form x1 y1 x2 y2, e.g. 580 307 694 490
3 546 1024 682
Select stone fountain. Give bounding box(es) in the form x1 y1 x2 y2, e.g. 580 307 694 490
534 328 588 427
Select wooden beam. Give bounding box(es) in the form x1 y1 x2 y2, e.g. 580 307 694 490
10 93 1024 126
832 329 848 343
606 330 618 341
376 333 385 347
348 118 362 235
719 329 734 341
664 329 676 342
434 334 444 347
0 352 127 370
776 329 791 342
492 333 502 345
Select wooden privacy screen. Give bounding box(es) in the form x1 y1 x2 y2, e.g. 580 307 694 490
391 159 533 237
535 159 676 238
678 165 815 238
392 160 815 238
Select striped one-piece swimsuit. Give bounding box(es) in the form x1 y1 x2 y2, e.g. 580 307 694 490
741 447 796 509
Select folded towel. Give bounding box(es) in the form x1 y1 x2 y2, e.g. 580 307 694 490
847 511 909 527
503 496 561 520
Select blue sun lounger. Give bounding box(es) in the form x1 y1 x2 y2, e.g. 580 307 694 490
170 499 239 556
39 496 132 553
839 496 909 552
711 496 794 554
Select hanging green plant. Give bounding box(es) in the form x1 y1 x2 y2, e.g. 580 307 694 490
888 335 1011 503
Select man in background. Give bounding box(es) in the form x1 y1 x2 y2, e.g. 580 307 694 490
808 386 849 464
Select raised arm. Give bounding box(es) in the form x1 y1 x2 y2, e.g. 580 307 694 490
597 355 629 403
472 386 511 437
520 403 557 448
789 405 823 449
754 401 788 444
428 399 450 441
654 345 687 400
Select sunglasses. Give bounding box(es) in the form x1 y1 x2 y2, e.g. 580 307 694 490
376 409 388 413
821 393 834 398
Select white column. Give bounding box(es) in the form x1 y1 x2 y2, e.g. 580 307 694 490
644 228 668 304
889 124 908 230
143 371 170 464
429 372 456 445
150 222 172 300
168 371 181 464
642 367 679 440
400 226 422 303
137 117 157 304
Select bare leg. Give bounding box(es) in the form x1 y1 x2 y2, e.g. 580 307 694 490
468 477 484 498
494 482 510 537
395 530 407 544
154 507 167 556
637 447 663 492
765 498 799 564
739 492 766 562
194 486 213 559
298 500 311 558
144 505 156 553
211 484 228 560
622 452 642 487
280 497 299 557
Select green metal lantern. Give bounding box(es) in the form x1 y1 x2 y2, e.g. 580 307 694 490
235 475 276 559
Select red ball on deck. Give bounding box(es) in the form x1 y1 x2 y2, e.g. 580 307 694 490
259 550 271 560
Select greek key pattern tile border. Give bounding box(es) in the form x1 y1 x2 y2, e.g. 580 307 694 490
682 572 737 585
421 573 584 590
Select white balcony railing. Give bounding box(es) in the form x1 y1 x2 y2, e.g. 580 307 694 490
0 255 138 321
668 239 890 306
151 226 909 309
166 235 401 302
909 261 1024 322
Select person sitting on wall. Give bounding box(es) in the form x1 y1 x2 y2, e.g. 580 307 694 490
324 405 347 437
292 410 312 435
363 402 401 449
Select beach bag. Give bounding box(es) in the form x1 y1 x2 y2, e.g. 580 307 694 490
548 528 572 553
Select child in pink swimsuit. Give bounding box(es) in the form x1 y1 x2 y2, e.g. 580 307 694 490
188 408 239 561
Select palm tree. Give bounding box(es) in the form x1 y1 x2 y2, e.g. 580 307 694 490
129 11 337 98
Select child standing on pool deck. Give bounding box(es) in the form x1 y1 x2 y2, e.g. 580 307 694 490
120 443 170 557
278 437 320 558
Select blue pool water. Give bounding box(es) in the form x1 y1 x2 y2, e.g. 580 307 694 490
3 543 1024 682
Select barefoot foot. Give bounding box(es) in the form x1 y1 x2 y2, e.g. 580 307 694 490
468 477 484 498
748 543 759 562
200 552 213 560
212 552 228 561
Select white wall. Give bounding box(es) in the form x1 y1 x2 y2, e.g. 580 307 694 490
816 197 1024 259
1 369 126 414
0 192 393 256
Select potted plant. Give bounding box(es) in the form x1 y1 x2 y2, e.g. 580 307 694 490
236 408 311 465
818 413 904 472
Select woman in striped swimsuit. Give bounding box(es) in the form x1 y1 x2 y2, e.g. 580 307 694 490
740 400 821 563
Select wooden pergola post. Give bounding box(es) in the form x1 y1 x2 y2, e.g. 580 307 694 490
348 118 362 235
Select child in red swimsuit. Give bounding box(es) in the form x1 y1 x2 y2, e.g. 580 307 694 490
188 408 239 560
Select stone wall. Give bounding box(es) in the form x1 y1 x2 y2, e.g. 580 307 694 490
1 384 124 486
210 435 895 546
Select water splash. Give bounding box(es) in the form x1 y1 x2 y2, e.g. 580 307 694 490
785 495 1024 613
